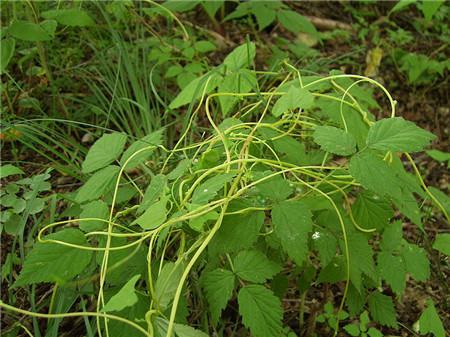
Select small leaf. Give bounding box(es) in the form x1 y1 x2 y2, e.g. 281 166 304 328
120 130 163 169
420 0 444 21
233 250 281 283
313 126 357 156
202 268 235 324
8 20 53 41
41 9 95 27
14 229 92 287
277 10 318 36
134 198 167 230
272 200 313 265
418 299 445 337
0 164 24 179
433 234 450 256
402 243 430 281
344 324 360 337
272 86 314 117
223 42 256 71
174 324 209 337
75 165 120 203
155 262 183 310
366 117 436 152
368 292 397 328
103 274 141 312
82 133 127 173
191 173 235 205
238 285 283 337
0 38 15 74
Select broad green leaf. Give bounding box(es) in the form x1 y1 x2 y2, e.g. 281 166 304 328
134 197 167 230
174 324 209 337
272 200 313 265
312 229 337 267
194 40 216 53
313 126 356 156
82 133 127 173
103 274 140 312
202 1 223 18
188 209 218 232
377 252 405 294
155 262 183 310
428 186 450 215
317 256 347 284
14 229 92 287
79 200 109 232
433 234 450 256
254 172 293 202
366 117 435 152
218 69 257 115
367 327 383 337
349 151 402 199
426 149 450 165
418 299 445 337
0 164 24 179
41 9 94 26
420 0 444 21
138 174 167 213
191 173 235 205
272 86 314 117
253 3 276 30
345 233 377 289
120 130 164 169
162 0 199 12
233 250 281 283
169 72 221 109
380 221 403 252
368 292 397 328
401 242 429 281
75 165 120 203
209 205 265 256
353 192 393 231
238 285 283 337
344 324 360 337
167 159 191 180
223 42 256 71
8 20 53 41
277 10 318 36
202 268 235 324
108 293 150 337
0 38 15 74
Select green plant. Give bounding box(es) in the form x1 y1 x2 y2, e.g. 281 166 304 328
343 311 383 337
1 43 449 337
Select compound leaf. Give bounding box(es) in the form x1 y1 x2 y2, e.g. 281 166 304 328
367 117 435 152
14 229 92 287
238 285 283 337
202 268 235 324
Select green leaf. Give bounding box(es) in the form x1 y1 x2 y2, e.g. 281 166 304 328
272 86 314 117
169 72 221 109
41 9 94 27
367 327 383 337
345 233 377 289
344 324 360 336
426 149 450 165
202 268 235 324
14 229 92 287
0 38 15 74
313 126 356 156
420 0 444 21
75 165 120 203
191 173 235 205
238 285 283 337
366 117 436 152
155 262 183 310
233 250 281 283
380 221 403 252
277 10 318 36
272 200 313 265
368 292 397 328
353 191 393 231
134 197 167 230
312 229 337 267
433 234 450 256
223 42 256 71
218 69 257 115
194 40 216 53
209 205 265 256
202 1 223 18
0 164 24 179
103 274 141 312
120 130 163 169
428 186 450 215
82 133 127 173
253 4 276 30
254 172 293 202
349 151 402 199
79 200 109 232
138 175 167 213
174 324 209 337
418 299 445 337
8 20 53 41
401 243 429 281
377 252 405 294
390 0 417 13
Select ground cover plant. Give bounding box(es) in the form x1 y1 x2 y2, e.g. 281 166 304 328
1 1 449 337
